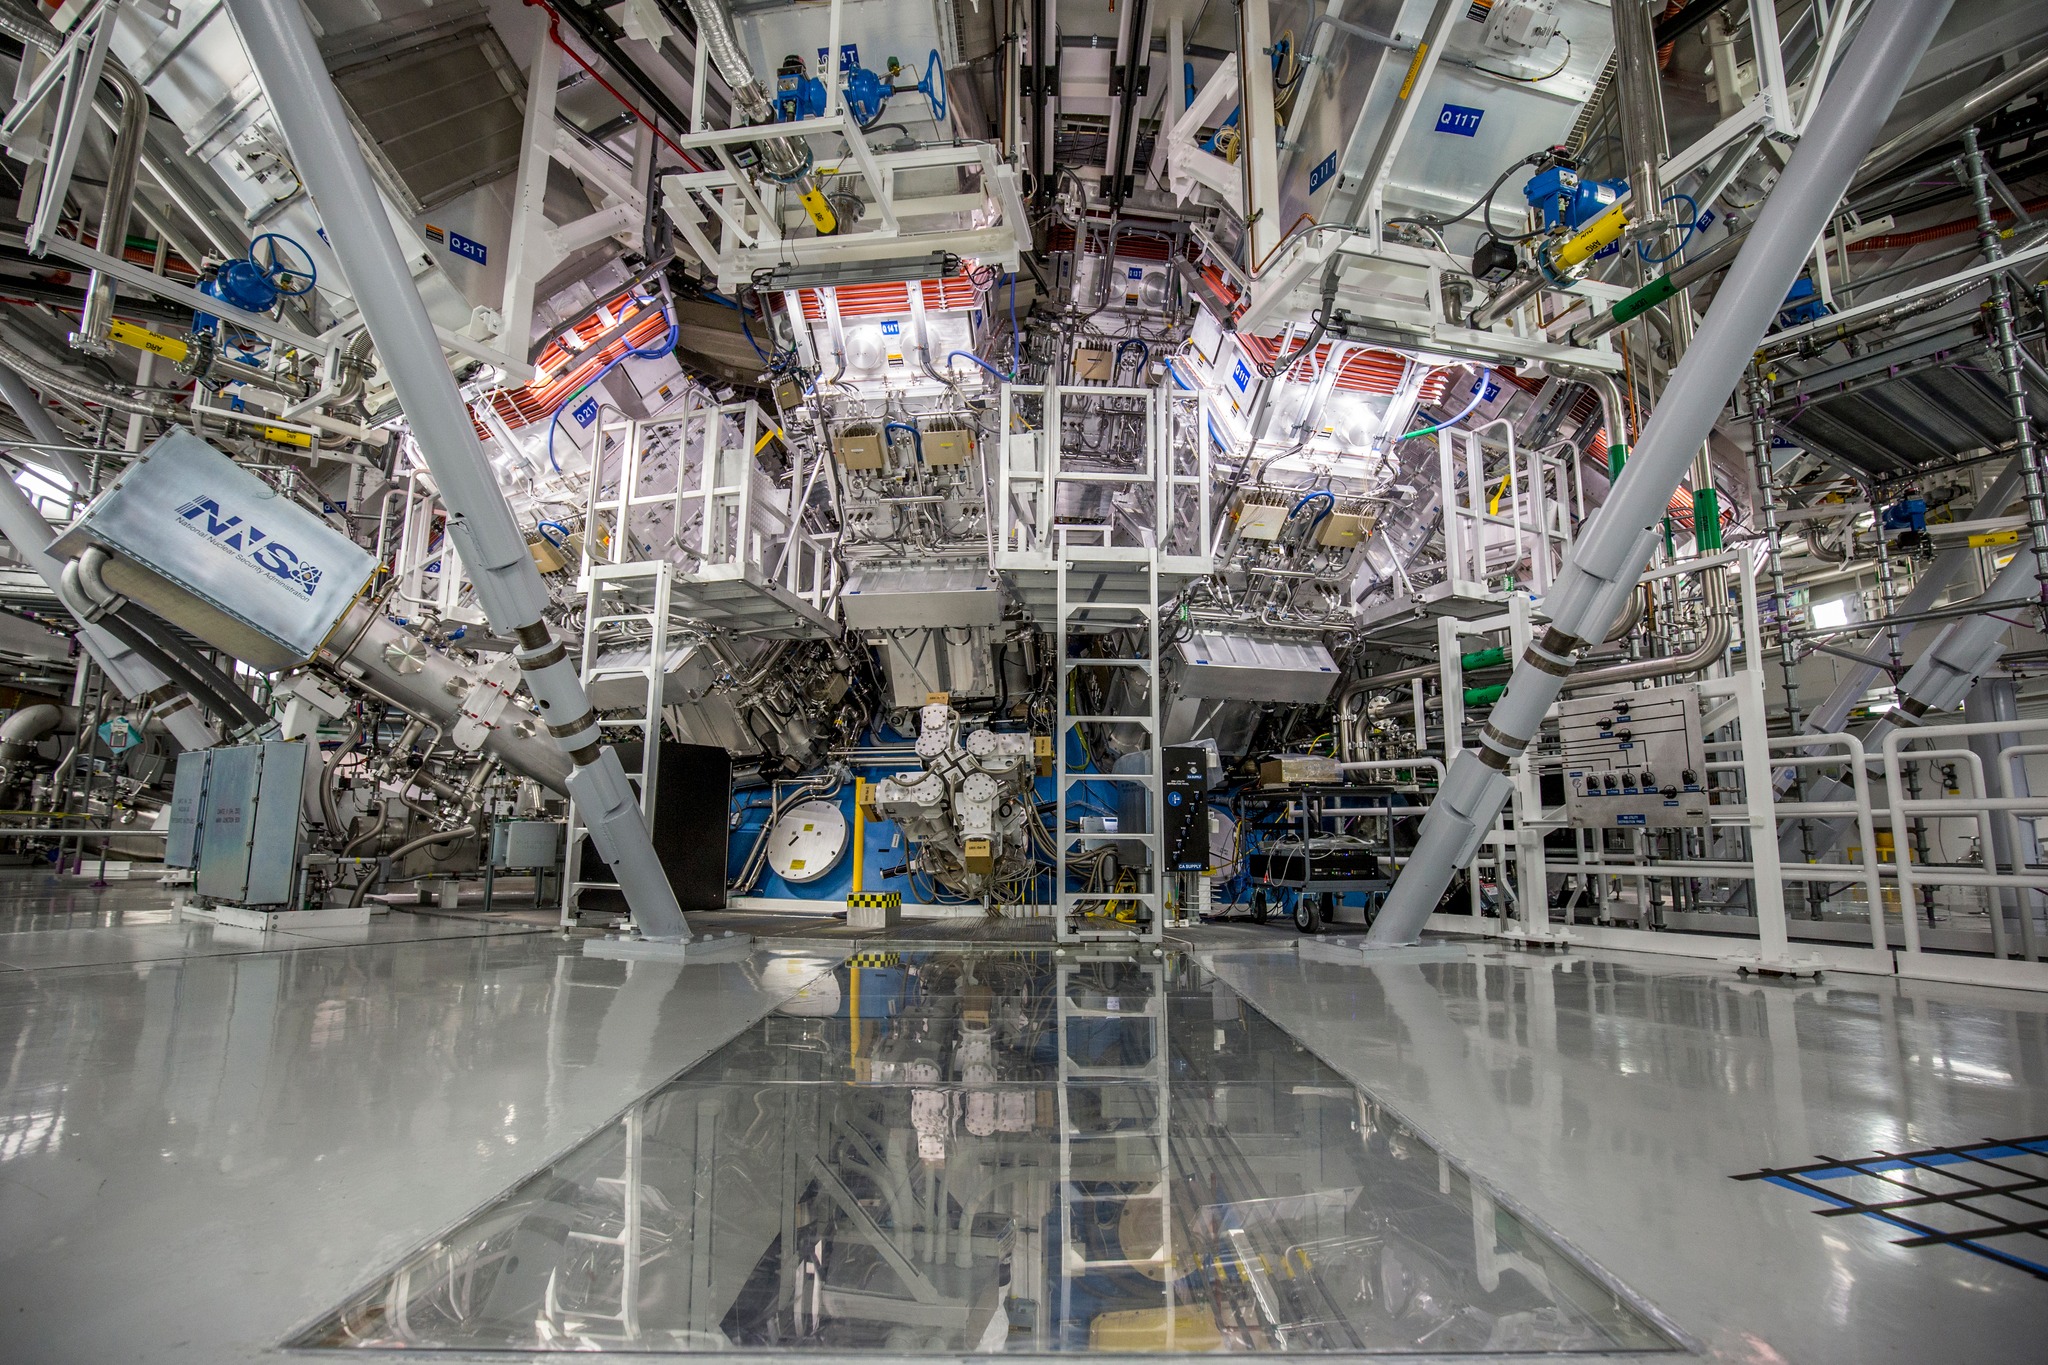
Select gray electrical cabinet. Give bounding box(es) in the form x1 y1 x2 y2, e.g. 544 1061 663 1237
491 820 562 870
165 749 207 869
174 741 308 905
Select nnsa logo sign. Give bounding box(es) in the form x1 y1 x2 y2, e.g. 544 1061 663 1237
172 497 325 599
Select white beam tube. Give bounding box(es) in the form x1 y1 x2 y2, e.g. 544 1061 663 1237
1366 0 1956 947
1797 457 2023 744
1784 549 2036 864
222 0 690 940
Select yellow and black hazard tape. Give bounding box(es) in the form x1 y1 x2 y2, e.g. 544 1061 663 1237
847 951 902 969
847 891 902 910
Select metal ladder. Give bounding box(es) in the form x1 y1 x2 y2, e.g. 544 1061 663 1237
1054 527 1164 943
545 1105 647 1343
1055 958 1176 1340
560 560 672 927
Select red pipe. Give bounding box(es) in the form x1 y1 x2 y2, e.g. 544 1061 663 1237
1850 194 2048 252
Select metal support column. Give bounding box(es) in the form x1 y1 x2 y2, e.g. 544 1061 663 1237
222 0 690 940
1962 125 2048 618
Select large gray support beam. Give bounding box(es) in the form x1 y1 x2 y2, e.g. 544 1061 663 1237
1366 0 1956 947
222 0 691 940
1782 548 2038 867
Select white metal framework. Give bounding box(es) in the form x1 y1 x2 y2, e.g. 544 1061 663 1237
1054 528 1164 945
560 560 673 927
583 398 839 638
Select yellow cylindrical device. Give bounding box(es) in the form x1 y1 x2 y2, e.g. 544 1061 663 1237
106 319 189 362
799 184 838 234
850 777 865 894
1552 201 1632 272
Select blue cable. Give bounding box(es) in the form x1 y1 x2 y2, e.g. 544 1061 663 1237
1291 490 1335 528
1164 359 1192 390
740 309 771 363
1205 106 1241 154
1115 338 1149 374
547 303 679 473
535 520 570 548
1399 368 1492 441
948 349 1013 382
1638 193 1702 265
883 420 924 461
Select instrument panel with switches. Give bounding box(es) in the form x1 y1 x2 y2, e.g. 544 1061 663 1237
1558 686 1710 829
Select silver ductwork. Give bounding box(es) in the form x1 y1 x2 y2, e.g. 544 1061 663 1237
320 601 571 795
680 0 836 226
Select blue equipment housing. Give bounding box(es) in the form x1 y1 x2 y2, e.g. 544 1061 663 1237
842 64 891 127
773 68 826 122
1523 165 1627 232
773 54 901 129
1883 498 1928 535
1778 276 1829 329
192 232 315 336
195 259 280 334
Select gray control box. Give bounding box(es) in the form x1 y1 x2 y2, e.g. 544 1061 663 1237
1559 685 1709 829
491 819 563 870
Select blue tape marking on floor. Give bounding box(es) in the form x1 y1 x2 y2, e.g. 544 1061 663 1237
1765 1175 2048 1279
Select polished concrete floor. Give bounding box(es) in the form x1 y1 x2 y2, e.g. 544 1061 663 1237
0 870 2042 1361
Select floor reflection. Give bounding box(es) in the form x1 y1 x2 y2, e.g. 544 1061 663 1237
296 949 1675 1354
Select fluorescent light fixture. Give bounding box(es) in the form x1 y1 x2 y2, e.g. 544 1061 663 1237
753 252 960 292
1810 597 1852 629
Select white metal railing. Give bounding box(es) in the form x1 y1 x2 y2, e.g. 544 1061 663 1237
583 398 836 618
1437 418 1573 600
1885 719 2048 961
994 382 1214 575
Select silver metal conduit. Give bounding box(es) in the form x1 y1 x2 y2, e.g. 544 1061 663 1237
680 0 832 217
0 332 175 422
1782 547 2041 864
0 362 93 486
1365 0 1957 948
221 0 692 940
1793 456 2024 744
1563 585 1731 693
1852 46 2048 194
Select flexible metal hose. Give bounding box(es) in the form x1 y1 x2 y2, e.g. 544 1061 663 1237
0 333 177 421
386 823 477 865
679 0 830 203
320 718 363 836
